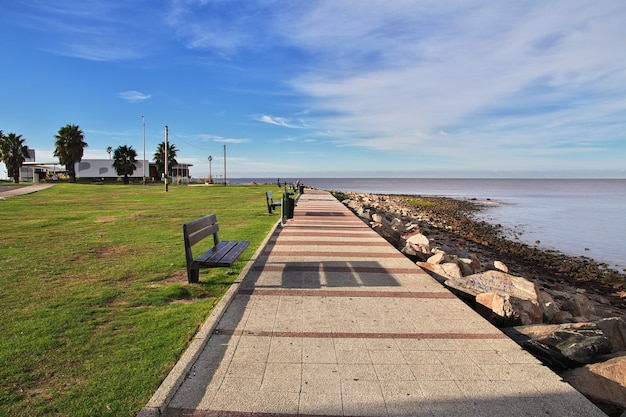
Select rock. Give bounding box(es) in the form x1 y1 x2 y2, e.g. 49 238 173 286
552 310 575 324
476 293 543 326
469 253 482 272
510 297 544 325
506 322 613 370
427 251 446 265
564 293 596 319
444 270 540 303
400 242 430 261
597 317 626 352
476 293 517 326
440 262 462 280
562 353 626 416
456 258 475 276
493 260 509 272
538 291 559 322
404 232 430 247
416 262 449 284
371 213 384 223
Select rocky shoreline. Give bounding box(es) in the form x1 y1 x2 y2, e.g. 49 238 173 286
334 191 626 416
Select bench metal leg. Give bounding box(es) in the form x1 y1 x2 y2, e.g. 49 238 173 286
188 267 199 284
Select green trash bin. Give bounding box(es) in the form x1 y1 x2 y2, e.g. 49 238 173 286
282 192 295 219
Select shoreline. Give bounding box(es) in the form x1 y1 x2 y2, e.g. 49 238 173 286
333 190 626 321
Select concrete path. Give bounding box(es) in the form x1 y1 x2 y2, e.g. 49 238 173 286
0 183 55 198
140 189 606 417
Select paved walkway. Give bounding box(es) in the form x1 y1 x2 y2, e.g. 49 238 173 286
140 189 606 417
0 183 55 198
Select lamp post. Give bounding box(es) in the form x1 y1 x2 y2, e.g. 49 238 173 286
208 156 212 184
142 116 146 184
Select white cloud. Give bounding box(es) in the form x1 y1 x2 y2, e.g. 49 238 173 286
117 90 151 103
256 115 305 128
284 0 626 164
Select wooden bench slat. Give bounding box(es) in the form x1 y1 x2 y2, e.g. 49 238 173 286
194 240 233 264
215 241 250 266
186 223 219 247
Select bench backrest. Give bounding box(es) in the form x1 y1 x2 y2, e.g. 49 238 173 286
183 214 220 263
266 190 275 202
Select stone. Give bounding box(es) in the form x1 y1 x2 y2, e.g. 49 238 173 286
509 297 544 325
564 293 596 318
476 293 517 326
400 242 430 261
538 291 559 323
444 270 539 303
440 262 462 280
562 354 626 415
426 251 446 265
552 310 575 323
597 317 626 352
416 262 449 284
404 232 430 247
371 213 384 223
469 253 482 272
476 293 543 326
493 260 509 272
507 322 613 369
456 258 475 276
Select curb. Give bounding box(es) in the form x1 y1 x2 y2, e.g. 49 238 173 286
136 219 281 416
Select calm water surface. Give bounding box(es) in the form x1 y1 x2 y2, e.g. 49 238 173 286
237 178 626 271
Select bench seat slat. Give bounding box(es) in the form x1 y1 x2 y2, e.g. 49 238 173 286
214 241 250 265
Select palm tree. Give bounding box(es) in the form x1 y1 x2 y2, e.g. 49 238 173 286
153 141 178 177
0 132 30 183
106 146 113 159
54 124 87 183
112 145 137 184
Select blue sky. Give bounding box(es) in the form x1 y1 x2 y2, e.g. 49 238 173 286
1 1 625 179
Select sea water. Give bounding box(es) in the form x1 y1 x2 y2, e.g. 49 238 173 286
235 178 626 271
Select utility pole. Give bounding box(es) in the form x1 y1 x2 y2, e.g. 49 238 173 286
142 116 146 185
164 125 168 192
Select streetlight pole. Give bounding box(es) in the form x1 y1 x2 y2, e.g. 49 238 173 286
164 125 168 192
208 156 212 184
142 116 146 184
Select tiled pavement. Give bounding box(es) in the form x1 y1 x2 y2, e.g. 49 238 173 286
139 189 606 417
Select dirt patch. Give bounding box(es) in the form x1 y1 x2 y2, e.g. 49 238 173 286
128 212 144 220
163 270 188 283
96 216 116 223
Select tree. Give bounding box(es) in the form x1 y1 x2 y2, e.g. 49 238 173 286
54 124 87 183
106 146 112 159
112 145 137 184
0 132 30 183
153 141 178 177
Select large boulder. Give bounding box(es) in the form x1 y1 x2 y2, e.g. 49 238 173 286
416 262 450 285
538 291 559 323
401 232 432 260
562 353 626 416
476 293 543 326
563 293 597 319
596 317 626 352
505 322 613 371
444 270 540 303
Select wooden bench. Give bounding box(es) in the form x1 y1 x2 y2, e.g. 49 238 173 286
266 191 282 214
183 214 250 283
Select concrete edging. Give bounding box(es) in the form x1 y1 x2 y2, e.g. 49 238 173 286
136 219 282 416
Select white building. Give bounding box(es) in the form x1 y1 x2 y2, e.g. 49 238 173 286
76 159 149 179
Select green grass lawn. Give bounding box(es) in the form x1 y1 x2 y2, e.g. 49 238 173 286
0 183 283 417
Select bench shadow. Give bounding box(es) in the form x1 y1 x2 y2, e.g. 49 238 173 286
279 261 401 288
